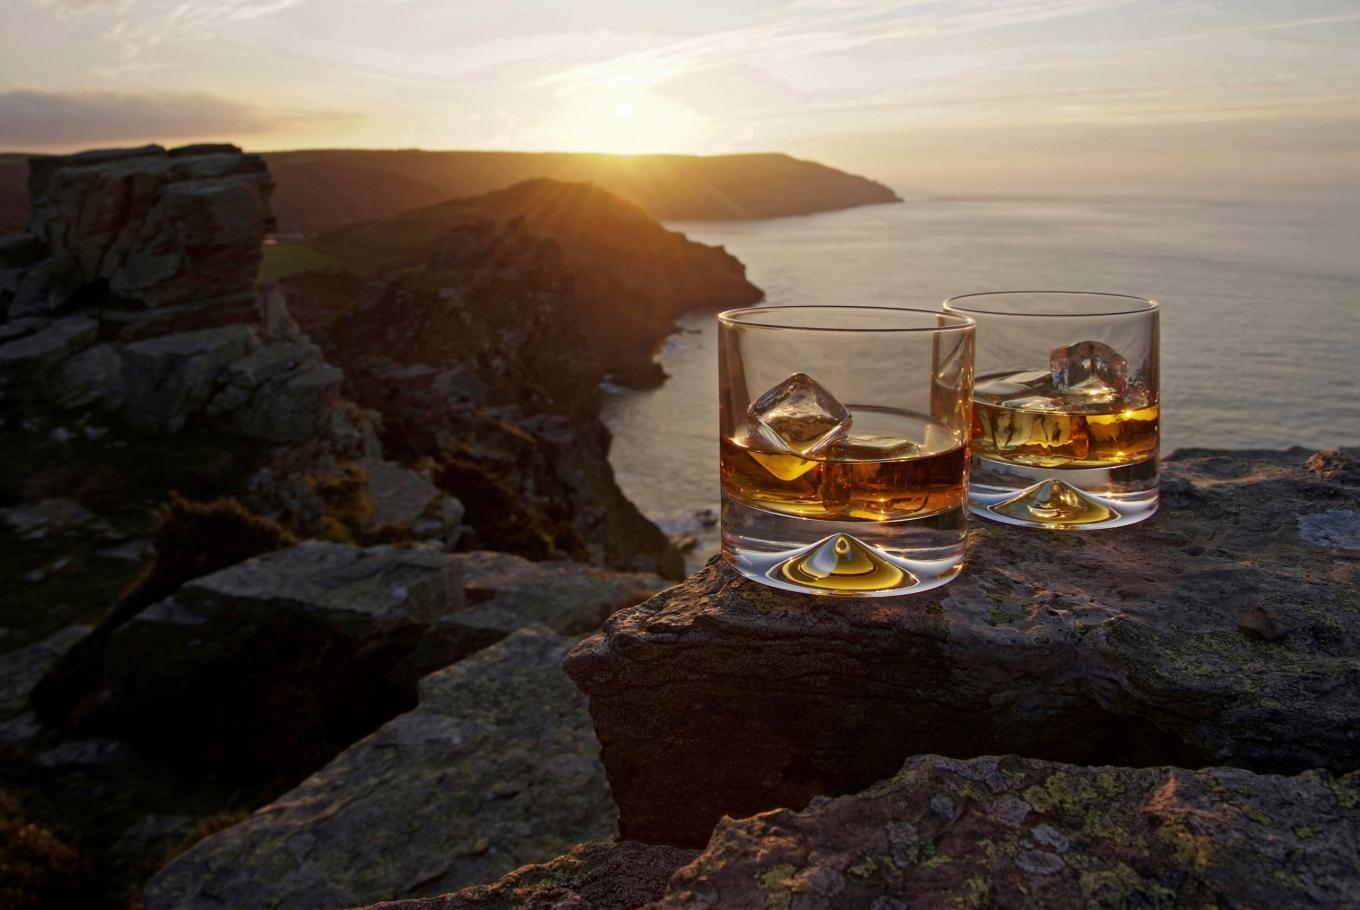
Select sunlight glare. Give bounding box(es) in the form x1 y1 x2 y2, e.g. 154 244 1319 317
544 70 709 155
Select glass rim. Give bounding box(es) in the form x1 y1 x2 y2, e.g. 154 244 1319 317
718 304 975 333
942 290 1158 318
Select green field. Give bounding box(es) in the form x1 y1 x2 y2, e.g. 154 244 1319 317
258 241 345 281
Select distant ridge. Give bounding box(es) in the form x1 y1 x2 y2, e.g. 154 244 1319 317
0 148 900 235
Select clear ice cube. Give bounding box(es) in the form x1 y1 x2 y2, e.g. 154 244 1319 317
975 371 1055 403
748 372 851 456
829 434 920 460
1001 395 1065 413
1050 340 1129 404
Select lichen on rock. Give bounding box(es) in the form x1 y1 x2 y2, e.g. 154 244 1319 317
652 755 1360 909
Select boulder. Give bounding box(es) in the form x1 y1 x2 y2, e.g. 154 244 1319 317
0 497 111 540
223 359 344 443
655 755 1360 909
144 627 617 910
0 624 93 712
0 316 98 394
120 324 259 431
54 342 126 410
565 448 1360 845
102 541 465 778
365 459 443 528
355 841 699 910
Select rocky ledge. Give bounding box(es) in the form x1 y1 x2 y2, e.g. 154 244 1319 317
53 542 664 784
367 754 1357 910
658 754 1360 908
146 627 619 910
565 448 1360 846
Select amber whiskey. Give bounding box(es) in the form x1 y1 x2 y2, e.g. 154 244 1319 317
721 409 967 522
972 371 1158 468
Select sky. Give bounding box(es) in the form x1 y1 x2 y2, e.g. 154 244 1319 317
2 0 1358 189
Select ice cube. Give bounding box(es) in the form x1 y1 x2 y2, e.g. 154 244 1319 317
975 371 1056 404
828 434 920 460
1050 340 1128 404
748 372 851 456
1000 395 1065 413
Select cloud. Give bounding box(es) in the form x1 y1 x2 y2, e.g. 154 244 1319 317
30 0 308 57
542 0 1133 91
0 88 344 147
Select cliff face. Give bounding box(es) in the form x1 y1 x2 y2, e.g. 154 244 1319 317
297 178 764 385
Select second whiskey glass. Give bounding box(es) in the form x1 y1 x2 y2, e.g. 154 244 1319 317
944 291 1159 529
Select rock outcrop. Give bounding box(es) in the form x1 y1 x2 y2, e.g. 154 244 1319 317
145 627 617 910
359 842 699 910
565 448 1360 846
0 144 342 443
655 755 1360 909
23 144 270 312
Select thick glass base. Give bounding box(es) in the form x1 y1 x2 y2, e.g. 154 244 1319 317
968 455 1158 530
721 496 967 596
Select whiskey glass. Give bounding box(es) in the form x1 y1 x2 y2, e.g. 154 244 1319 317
718 306 975 596
943 291 1159 529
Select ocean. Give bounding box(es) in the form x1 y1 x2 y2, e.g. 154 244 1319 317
601 190 1360 568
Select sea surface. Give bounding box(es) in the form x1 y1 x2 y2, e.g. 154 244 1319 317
601 190 1360 568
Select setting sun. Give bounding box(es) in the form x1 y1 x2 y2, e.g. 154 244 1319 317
542 71 710 155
